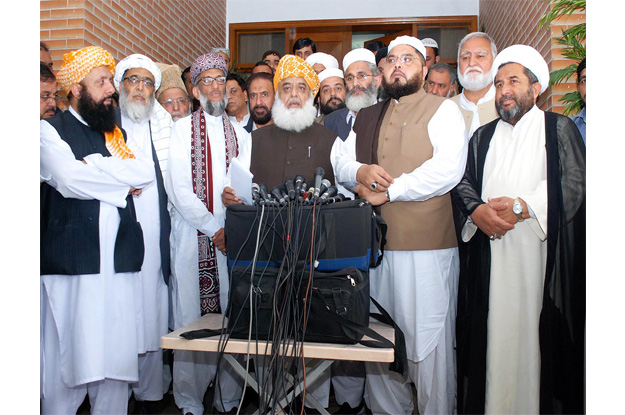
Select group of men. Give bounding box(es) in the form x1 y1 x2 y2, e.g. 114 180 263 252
40 30 585 415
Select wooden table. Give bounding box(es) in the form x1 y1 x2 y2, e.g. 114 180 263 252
162 313 395 414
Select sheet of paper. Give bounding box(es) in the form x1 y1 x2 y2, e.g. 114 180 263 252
230 157 254 205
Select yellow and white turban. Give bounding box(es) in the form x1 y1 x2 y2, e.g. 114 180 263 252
56 46 116 93
273 54 320 97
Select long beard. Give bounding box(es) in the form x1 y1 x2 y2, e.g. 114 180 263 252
119 88 154 122
199 91 228 116
345 83 378 113
77 88 117 133
458 66 493 91
382 72 423 100
272 93 317 132
495 86 535 125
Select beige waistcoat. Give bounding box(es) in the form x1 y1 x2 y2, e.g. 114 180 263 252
377 90 457 251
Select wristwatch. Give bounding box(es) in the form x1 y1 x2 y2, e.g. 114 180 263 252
513 198 524 222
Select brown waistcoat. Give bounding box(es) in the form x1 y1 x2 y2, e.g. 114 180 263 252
353 89 457 251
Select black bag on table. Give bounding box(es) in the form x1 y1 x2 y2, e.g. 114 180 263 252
225 200 387 273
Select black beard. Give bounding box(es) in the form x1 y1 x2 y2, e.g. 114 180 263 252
251 105 272 125
382 74 423 100
320 98 346 115
77 88 117 133
495 86 535 125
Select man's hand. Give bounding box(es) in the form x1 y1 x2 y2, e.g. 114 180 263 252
222 186 242 207
212 228 226 254
129 187 142 196
489 196 526 224
470 203 515 239
356 164 394 193
354 184 390 206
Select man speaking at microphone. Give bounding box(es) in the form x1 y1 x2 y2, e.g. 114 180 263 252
223 54 336 204
221 54 339 411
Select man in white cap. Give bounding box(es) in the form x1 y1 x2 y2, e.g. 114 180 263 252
332 35 467 415
166 52 251 415
40 46 155 415
305 51 339 74
113 53 173 413
421 38 440 68
451 32 500 137
452 44 585 415
156 62 192 122
324 48 381 142
316 67 346 122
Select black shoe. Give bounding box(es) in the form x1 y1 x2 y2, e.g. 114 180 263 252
334 400 365 415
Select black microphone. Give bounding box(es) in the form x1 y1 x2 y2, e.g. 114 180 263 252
251 183 260 205
271 185 288 206
319 178 331 198
294 175 306 195
312 167 325 200
326 193 346 203
259 184 271 205
285 177 296 200
319 185 337 203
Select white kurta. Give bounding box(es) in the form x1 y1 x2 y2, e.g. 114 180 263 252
122 112 170 354
166 110 251 329
332 98 467 361
40 107 155 390
462 105 548 414
458 85 496 137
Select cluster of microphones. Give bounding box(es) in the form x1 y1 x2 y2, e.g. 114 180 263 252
251 167 349 206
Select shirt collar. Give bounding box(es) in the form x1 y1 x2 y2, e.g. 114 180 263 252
459 84 496 109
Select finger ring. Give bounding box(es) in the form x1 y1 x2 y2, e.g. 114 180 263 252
489 235 495 240
371 182 377 189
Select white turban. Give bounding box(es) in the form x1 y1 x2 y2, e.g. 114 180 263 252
342 48 376 71
114 53 162 91
305 52 339 70
421 38 439 49
318 68 344 84
492 45 550 94
387 36 427 61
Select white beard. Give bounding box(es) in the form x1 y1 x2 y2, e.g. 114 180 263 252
120 88 154 123
345 83 378 113
458 66 493 91
199 91 228 117
272 93 317 132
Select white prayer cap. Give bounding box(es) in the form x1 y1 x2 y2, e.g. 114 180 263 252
305 52 339 70
318 68 344 84
388 36 427 61
114 53 162 91
421 38 438 49
342 48 376 71
492 44 550 94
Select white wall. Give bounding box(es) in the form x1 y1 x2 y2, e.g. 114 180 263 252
227 0 478 26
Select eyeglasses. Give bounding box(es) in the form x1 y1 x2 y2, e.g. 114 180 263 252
199 76 227 86
386 55 417 65
345 73 373 83
40 94 60 102
160 97 189 108
123 75 155 88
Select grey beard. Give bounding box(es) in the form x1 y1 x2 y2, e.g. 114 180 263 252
120 88 154 123
199 91 228 116
345 83 378 113
272 94 317 132
458 67 492 91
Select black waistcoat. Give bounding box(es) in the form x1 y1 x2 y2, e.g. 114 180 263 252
41 110 144 275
